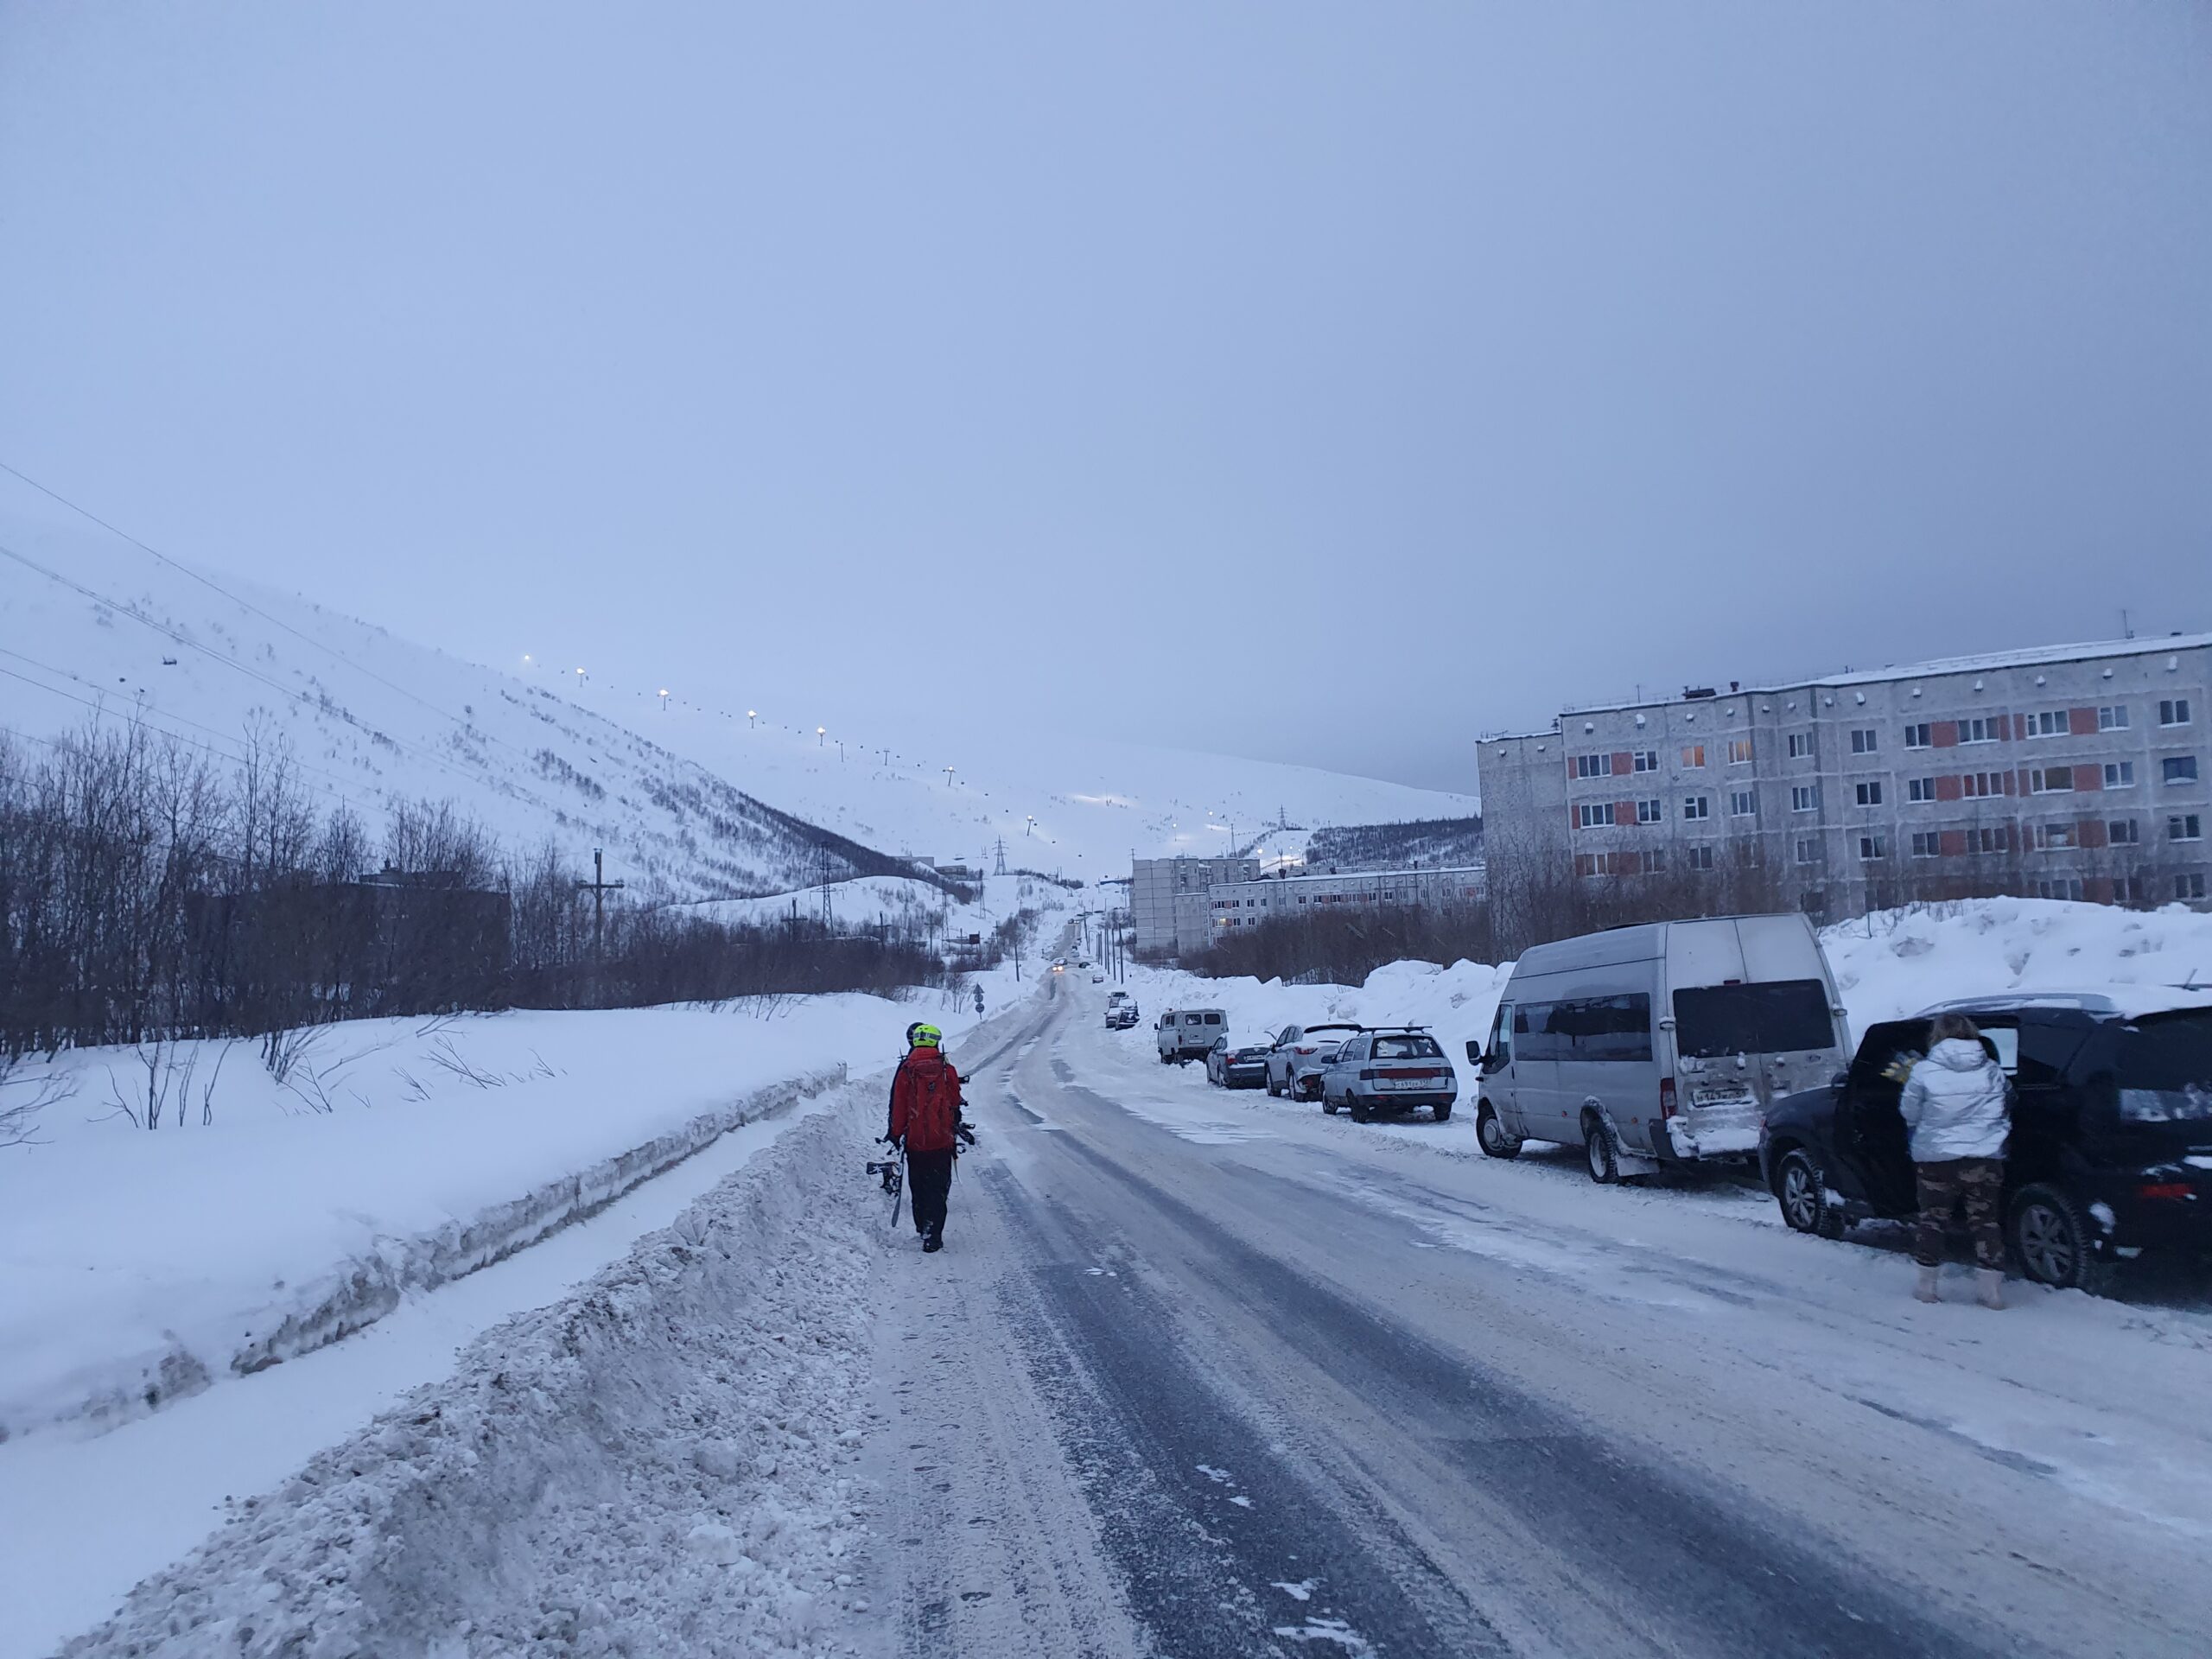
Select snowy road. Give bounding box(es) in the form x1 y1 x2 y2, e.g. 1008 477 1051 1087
858 982 2212 1657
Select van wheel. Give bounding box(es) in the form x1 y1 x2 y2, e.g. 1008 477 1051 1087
1777 1150 1846 1239
1582 1116 1621 1185
1349 1094 1373 1124
2011 1183 2108 1293
1433 1100 1452 1123
1477 1103 1521 1160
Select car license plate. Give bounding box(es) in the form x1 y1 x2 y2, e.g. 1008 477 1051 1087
1693 1084 1753 1107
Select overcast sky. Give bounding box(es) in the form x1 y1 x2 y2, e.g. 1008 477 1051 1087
3 4 2207 794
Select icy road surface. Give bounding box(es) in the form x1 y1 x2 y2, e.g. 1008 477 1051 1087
854 982 2212 1658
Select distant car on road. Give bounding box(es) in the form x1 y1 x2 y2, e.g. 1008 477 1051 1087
1265 1023 1363 1098
1760 990 2212 1290
1319 1028 1456 1122
1157 1008 1225 1064
1205 1037 1272 1089
1091 971 1105 983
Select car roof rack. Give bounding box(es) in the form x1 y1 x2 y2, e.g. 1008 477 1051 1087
1916 992 2120 1015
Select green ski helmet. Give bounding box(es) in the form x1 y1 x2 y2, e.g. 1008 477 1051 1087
910 1023 944 1049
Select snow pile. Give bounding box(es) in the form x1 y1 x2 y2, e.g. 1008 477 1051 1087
57 1088 893 1659
1 992 995 1443
1820 898 2212 1030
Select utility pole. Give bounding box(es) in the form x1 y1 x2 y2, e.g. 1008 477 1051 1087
575 849 625 968
994 836 1008 876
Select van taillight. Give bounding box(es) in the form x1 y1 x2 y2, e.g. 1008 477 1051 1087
1660 1077 1678 1119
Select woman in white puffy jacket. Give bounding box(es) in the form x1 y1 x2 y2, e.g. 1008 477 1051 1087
1899 1012 2012 1308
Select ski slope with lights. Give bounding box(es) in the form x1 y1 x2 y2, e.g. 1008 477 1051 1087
0 477 1478 902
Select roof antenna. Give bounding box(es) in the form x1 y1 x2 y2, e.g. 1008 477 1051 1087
2121 607 2134 640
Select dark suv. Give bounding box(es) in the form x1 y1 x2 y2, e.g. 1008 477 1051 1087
1759 992 2212 1289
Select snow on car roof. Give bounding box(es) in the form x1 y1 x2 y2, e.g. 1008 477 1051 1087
1916 988 2212 1021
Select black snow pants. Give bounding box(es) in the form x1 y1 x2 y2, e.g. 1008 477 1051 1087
906 1148 955 1241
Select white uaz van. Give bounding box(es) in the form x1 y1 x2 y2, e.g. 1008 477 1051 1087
1471 914 1849 1182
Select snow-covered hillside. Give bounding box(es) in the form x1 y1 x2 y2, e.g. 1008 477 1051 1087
0 488 934 901
1 479 1478 901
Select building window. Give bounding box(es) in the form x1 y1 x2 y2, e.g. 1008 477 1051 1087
1641 849 1667 874
1859 835 1887 861
2109 817 2140 846
2105 761 2136 789
1904 723 1931 749
1791 785 1819 812
1727 738 1754 766
1573 753 1611 779
2027 710 2069 738
2034 822 2078 850
1686 844 1713 871
1961 771 2004 798
1636 798 1662 824
1631 749 1660 772
2099 705 2130 731
1680 743 1706 768
1795 836 1821 865
2037 877 2084 901
1683 796 1711 821
1850 728 1878 754
1975 826 2009 855
2180 874 2208 900
1577 803 1612 829
2163 756 2200 786
1855 781 1883 807
1961 718 1998 744
1906 777 1936 803
1787 733 1813 760
1910 831 1941 858
1729 790 1758 818
2171 814 2204 842
2160 698 2193 728
2029 766 2075 794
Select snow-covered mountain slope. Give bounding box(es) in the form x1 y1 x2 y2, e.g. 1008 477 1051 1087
0 493 940 900
0 480 1478 899
549 683 1479 887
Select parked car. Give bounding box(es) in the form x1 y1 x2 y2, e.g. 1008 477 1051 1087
1759 990 2212 1289
1264 1023 1363 1098
1319 1027 1456 1122
1470 913 1850 1183
1156 1008 1225 1064
1206 1037 1272 1089
1092 972 1106 983
1113 1003 1142 1030
1287 1039 1346 1100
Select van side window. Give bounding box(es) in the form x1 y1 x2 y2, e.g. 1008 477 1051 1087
1204 1013 1223 1025
1515 995 1652 1062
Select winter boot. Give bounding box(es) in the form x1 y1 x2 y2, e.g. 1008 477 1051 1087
1912 1263 1941 1304
923 1227 944 1255
1974 1268 2005 1310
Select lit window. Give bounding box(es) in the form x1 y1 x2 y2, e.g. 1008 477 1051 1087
1855 781 1883 806
1727 738 1754 766
1680 744 1706 768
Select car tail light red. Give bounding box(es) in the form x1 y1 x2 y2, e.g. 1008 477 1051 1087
2139 1182 2193 1201
1660 1077 1678 1120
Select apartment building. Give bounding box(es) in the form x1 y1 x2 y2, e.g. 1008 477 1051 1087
1205 864 1488 938
1479 634 2212 921
1131 855 1261 958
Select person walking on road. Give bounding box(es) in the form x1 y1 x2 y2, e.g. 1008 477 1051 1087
887 1022 968 1254
1900 1012 2012 1309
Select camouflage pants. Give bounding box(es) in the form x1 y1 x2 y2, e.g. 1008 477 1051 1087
1914 1158 2005 1269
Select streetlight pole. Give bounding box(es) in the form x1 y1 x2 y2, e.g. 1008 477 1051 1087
747 710 757 728
817 726 827 747
658 689 670 710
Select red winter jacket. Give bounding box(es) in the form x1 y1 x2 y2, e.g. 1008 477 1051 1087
889 1048 964 1153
